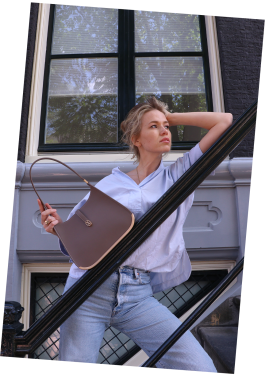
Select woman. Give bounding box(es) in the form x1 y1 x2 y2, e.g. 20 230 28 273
38 97 233 370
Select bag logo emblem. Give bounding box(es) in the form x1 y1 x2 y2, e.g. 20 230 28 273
85 220 92 227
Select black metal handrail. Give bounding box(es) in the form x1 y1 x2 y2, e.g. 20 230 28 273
14 100 257 355
142 257 244 367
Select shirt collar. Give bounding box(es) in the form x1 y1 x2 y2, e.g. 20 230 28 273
112 160 165 187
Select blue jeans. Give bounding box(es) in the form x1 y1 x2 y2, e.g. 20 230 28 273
59 266 216 371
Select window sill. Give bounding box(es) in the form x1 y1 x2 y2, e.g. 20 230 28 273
25 150 187 164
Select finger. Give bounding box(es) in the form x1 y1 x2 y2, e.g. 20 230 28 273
40 201 49 211
45 220 59 235
42 214 56 227
45 206 62 222
41 208 57 218
37 199 45 212
44 203 61 221
44 215 56 225
41 211 56 225
44 216 55 228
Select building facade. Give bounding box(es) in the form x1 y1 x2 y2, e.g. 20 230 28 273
4 3 264 367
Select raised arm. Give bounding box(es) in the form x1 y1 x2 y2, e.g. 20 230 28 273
165 111 233 153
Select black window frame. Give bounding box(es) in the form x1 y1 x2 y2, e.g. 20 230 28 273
38 5 213 153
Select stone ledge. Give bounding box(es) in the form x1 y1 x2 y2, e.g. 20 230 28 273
19 158 252 190
17 250 70 263
198 326 238 373
233 295 240 309
16 248 238 264
193 296 240 331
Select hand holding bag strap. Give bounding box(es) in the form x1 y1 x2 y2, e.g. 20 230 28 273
29 157 92 210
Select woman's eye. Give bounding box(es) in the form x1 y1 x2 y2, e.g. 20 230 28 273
150 124 170 129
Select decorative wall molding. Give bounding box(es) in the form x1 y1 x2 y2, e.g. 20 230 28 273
187 247 239 261
15 161 26 189
17 250 70 263
32 204 75 234
16 157 251 258
184 201 222 232
20 157 252 191
16 248 238 264
228 157 253 186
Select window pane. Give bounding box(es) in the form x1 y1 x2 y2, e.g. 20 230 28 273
52 5 118 55
45 58 118 144
136 56 205 94
135 12 201 52
31 276 67 360
135 57 207 142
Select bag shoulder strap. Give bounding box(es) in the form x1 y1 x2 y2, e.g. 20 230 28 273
29 157 92 211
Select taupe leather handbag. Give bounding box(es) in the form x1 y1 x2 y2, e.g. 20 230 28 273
29 158 135 270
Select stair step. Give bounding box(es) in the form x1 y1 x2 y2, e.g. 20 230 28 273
233 295 240 308
198 326 238 373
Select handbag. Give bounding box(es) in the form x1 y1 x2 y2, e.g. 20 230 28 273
29 158 135 270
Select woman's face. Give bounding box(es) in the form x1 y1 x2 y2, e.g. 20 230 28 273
133 109 172 158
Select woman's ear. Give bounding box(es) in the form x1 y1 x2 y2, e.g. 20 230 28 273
131 135 135 145
131 135 141 147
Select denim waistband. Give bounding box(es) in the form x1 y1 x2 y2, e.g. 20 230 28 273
119 265 150 273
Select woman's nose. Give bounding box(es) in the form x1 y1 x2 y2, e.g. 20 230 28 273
160 125 168 134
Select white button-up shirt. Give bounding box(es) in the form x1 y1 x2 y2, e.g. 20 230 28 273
59 143 203 293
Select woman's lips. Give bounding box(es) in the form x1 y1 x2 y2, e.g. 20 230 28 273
160 138 170 143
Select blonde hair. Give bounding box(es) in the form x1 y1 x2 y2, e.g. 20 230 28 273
120 97 169 161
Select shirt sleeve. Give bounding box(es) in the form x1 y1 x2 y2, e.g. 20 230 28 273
168 143 203 183
58 191 91 256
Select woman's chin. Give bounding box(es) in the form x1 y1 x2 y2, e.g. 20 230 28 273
156 146 171 157
161 144 171 152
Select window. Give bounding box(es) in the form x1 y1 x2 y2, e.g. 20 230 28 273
39 5 212 153
29 269 226 362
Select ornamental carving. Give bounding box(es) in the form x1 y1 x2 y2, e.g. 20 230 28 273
1 332 14 357
3 301 24 325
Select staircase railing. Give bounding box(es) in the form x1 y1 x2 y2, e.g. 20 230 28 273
142 257 244 367
1 100 257 360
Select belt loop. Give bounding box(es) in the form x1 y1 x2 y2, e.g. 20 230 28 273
134 268 138 278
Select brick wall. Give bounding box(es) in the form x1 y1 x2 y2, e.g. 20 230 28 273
215 17 264 158
17 2 39 163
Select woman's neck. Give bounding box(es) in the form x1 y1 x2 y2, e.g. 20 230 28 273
137 155 162 181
